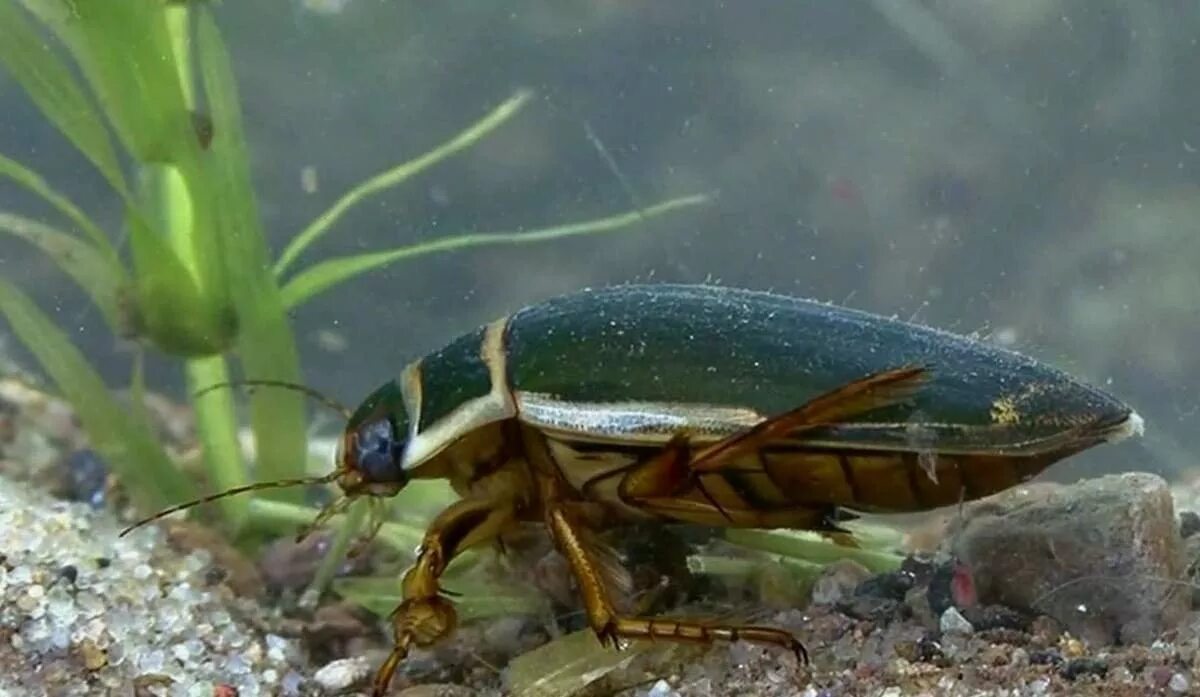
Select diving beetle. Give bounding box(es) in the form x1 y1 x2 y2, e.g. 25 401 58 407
122 283 1143 695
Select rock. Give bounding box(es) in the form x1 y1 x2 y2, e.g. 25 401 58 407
948 472 1188 646
0 474 307 696
854 567 918 601
56 449 109 508
313 655 372 691
939 607 973 635
809 559 871 606
903 586 937 629
258 530 372 593
1184 534 1200 608
836 594 902 622
1062 657 1108 680
962 604 1029 632
1179 511 1200 539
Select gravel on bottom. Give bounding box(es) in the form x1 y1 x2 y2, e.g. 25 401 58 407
0 474 310 697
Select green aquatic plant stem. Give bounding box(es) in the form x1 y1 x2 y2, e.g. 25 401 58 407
274 89 535 276
688 553 827 582
305 497 369 602
196 8 309 499
160 4 247 530
185 357 250 530
279 192 713 309
726 528 902 574
156 3 198 283
246 498 428 556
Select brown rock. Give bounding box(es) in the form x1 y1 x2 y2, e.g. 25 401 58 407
948 472 1188 646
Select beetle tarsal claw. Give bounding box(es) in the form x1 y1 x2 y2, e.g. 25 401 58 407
370 634 413 697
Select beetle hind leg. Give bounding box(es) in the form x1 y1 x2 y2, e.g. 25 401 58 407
545 505 809 664
687 365 929 475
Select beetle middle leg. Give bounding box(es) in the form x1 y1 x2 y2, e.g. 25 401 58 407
371 496 516 697
544 502 809 663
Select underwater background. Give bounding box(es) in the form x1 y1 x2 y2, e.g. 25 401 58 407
5 1 1198 488
3 3 1200 696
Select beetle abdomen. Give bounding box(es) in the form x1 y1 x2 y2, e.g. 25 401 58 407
755 447 1069 513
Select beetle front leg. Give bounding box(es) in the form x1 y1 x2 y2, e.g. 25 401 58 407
372 496 515 697
544 504 809 664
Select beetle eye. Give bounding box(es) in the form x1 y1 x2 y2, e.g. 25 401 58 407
354 418 405 484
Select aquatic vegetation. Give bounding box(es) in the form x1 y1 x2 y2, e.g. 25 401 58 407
0 0 708 543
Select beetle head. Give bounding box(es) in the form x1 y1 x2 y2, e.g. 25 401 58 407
117 378 419 544
336 380 410 497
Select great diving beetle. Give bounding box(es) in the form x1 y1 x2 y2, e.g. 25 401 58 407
123 283 1143 695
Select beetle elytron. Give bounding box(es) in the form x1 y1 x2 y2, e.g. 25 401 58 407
123 283 1143 695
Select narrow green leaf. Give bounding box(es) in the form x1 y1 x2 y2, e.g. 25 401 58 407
50 0 195 165
196 8 307 496
507 628 660 697
725 528 902 574
0 0 128 194
0 153 119 260
0 211 127 331
0 276 193 513
280 193 712 310
274 89 535 276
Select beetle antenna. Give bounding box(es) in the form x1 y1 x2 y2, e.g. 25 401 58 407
118 471 339 537
194 379 352 419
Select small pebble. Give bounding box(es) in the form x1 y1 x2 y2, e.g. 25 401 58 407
1169 672 1190 693
916 634 944 663
1029 649 1064 666
647 678 677 697
79 638 107 670
1149 665 1175 689
58 565 78 584
855 569 916 601
0 475 304 693
313 656 371 691
965 604 1027 631
1062 657 1108 680
810 559 871 606
1009 647 1029 667
1062 636 1086 658
1179 511 1200 538
836 596 901 622
939 607 974 635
